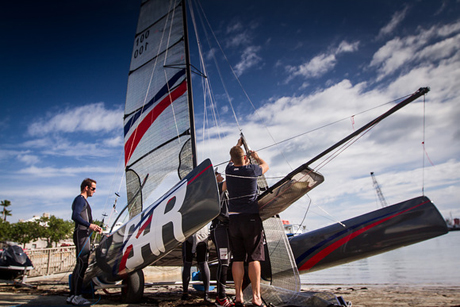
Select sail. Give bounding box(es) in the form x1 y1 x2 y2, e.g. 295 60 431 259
124 0 194 218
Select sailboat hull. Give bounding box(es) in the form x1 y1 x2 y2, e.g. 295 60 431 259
290 196 448 273
84 159 220 283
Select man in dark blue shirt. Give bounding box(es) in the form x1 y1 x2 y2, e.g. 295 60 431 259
68 178 102 306
226 143 269 307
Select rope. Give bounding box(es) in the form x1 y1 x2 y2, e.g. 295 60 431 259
193 0 242 131
256 98 397 153
189 1 228 160
315 206 347 228
421 94 435 195
294 194 312 235
422 94 426 196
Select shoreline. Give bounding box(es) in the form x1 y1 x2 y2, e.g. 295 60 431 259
1 272 460 307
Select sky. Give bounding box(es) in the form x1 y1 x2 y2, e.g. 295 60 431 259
1 0 459 235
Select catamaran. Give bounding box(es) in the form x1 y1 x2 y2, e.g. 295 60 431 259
82 0 448 306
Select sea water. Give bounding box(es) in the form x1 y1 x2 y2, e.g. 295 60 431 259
300 230 460 285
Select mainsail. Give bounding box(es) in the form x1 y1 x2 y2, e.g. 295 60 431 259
123 0 194 218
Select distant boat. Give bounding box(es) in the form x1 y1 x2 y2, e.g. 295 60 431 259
81 1 448 306
446 217 460 231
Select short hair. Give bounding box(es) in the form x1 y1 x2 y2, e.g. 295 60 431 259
230 146 245 165
80 178 96 192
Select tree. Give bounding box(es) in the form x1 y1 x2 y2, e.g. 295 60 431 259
0 219 11 242
1 200 12 222
38 216 74 248
10 221 41 248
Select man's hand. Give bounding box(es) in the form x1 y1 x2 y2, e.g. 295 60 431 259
249 150 260 162
249 150 269 174
89 223 103 234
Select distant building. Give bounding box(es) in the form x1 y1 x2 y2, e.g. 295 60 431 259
19 212 50 224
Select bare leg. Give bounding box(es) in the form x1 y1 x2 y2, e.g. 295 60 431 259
248 261 262 305
232 261 245 303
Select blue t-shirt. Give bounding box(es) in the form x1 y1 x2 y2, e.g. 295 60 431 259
225 163 263 215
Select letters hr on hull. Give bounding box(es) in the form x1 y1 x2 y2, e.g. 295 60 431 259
119 180 188 272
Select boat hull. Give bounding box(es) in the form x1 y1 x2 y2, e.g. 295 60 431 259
290 196 448 273
84 159 220 283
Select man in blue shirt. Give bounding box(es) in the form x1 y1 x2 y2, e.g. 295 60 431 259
226 143 269 307
68 178 102 306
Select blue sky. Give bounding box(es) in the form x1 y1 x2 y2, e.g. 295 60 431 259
1 0 459 232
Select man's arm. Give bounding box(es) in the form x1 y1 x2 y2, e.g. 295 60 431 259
249 151 269 174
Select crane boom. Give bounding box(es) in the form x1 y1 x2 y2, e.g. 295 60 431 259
370 172 388 207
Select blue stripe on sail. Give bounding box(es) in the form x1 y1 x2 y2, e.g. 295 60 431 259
124 69 186 137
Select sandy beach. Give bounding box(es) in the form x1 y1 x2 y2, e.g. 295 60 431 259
1 271 459 307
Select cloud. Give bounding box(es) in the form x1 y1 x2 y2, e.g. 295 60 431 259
103 136 124 147
225 21 253 48
226 32 252 48
287 41 359 80
234 45 262 77
17 165 116 178
376 6 410 40
370 20 460 81
226 21 244 35
17 153 40 165
27 102 123 137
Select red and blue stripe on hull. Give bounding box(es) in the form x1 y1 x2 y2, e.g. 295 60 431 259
290 196 448 273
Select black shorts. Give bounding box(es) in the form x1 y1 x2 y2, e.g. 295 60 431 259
228 214 265 262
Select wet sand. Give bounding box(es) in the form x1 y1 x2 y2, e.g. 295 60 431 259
1 272 460 306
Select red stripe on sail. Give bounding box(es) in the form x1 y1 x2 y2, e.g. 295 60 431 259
299 199 429 272
124 81 187 166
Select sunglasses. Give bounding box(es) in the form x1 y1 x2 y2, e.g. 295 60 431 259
89 187 96 191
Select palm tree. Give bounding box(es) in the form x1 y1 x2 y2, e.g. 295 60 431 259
1 200 12 222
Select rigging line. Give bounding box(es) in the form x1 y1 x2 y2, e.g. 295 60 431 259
256 97 401 153
421 95 435 193
422 93 425 196
212 103 382 169
295 194 312 236
226 173 261 179
101 149 125 217
265 91 413 172
195 0 241 132
190 0 210 157
194 0 295 170
314 124 376 172
316 205 346 228
213 100 392 170
190 1 236 164
227 193 259 202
